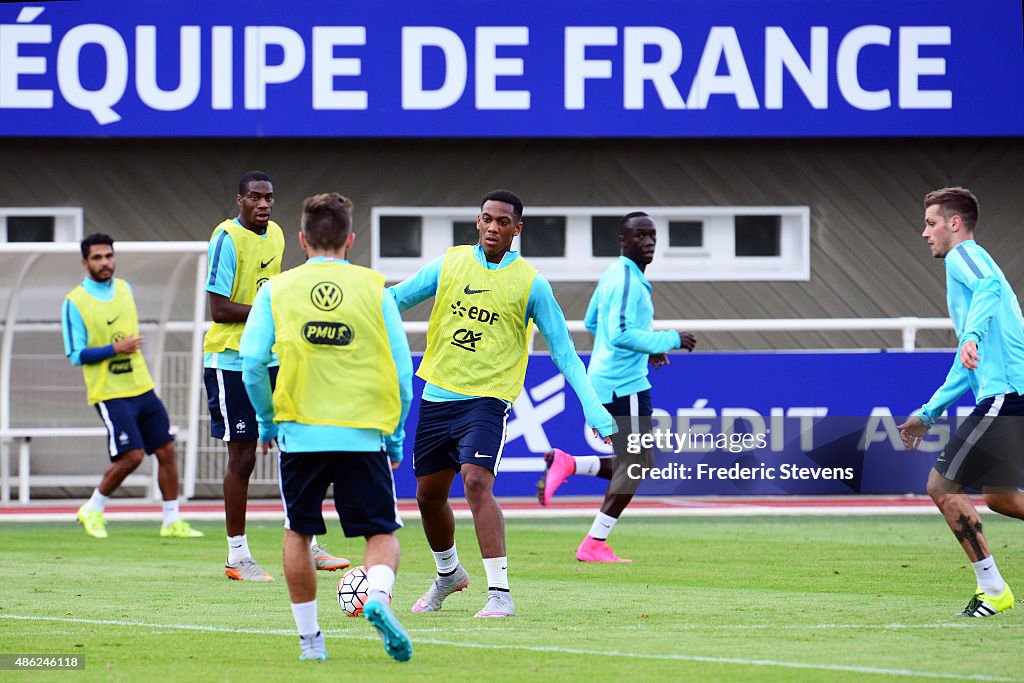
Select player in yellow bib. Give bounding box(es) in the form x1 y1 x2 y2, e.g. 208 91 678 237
391 189 617 617
240 193 413 662
203 171 346 581
61 233 202 539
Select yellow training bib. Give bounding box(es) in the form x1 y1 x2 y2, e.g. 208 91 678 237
204 219 285 353
270 261 400 432
418 246 537 402
66 279 154 404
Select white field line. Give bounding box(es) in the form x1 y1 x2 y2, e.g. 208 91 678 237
0 505 952 523
1 614 1019 682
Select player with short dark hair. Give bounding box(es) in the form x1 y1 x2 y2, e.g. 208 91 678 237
537 212 696 561
390 189 617 617
62 234 202 539
241 192 413 662
898 187 1024 617
204 172 346 581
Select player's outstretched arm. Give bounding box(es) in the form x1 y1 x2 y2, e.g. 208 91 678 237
529 276 617 439
387 255 444 313
917 354 972 428
239 284 277 448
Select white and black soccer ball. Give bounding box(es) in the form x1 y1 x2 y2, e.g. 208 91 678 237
337 565 369 617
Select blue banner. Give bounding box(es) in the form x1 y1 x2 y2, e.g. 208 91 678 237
1 1 1021 137
392 351 978 499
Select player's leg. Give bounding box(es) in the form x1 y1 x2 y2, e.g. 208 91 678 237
411 400 470 612
577 391 651 562
930 398 1016 616
333 451 411 662
78 398 146 537
455 398 514 617
536 448 610 505
280 450 332 660
207 367 274 576
412 468 469 612
136 390 201 537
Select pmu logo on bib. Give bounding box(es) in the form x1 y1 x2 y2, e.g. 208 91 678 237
310 282 342 311
302 321 354 346
109 359 133 374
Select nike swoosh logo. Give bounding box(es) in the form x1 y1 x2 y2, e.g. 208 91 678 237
260 257 276 268
464 285 490 295
473 452 493 459
106 315 120 325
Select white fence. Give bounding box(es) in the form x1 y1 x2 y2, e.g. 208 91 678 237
0 316 954 504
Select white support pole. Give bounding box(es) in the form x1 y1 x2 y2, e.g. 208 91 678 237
183 253 208 500
18 437 30 503
1 439 9 505
151 253 192 395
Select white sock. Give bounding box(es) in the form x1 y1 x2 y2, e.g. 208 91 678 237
84 488 109 512
433 544 460 575
575 456 602 477
162 499 180 526
589 512 618 540
227 534 252 563
290 599 319 637
366 564 396 603
973 556 1006 595
310 535 319 549
482 557 509 590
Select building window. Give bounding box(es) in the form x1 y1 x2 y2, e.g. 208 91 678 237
519 216 566 257
453 221 478 246
669 220 704 249
590 216 621 257
378 216 421 258
734 215 780 257
1 208 83 243
372 206 809 282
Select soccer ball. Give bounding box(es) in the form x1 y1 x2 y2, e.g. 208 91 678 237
337 565 369 617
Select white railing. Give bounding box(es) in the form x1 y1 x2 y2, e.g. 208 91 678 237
0 315 954 504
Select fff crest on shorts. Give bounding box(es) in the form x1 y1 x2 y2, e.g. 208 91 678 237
310 281 343 311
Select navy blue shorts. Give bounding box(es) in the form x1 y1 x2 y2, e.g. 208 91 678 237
94 389 173 459
204 366 278 442
412 397 511 477
279 450 403 537
935 393 1024 489
606 390 654 494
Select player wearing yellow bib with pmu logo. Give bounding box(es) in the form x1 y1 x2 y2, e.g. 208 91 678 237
418 245 536 403
270 261 400 431
62 233 202 541
390 189 617 620
66 278 153 404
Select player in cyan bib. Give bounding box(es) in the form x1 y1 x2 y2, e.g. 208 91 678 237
62 233 202 540
390 189 616 617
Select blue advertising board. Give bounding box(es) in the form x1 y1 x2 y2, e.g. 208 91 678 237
392 351 978 499
1 1 1021 137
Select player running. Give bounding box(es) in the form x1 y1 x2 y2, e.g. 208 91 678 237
897 187 1024 617
537 212 696 561
390 189 616 617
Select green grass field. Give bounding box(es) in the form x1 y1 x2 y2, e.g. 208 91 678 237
1 515 1022 682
